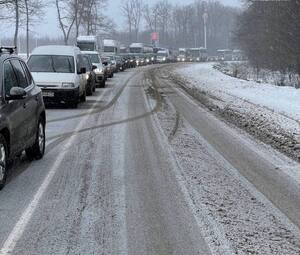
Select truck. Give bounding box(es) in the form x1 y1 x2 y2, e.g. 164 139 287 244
189 48 208 62
103 39 120 56
177 48 188 62
156 49 170 63
217 49 233 61
76 35 102 52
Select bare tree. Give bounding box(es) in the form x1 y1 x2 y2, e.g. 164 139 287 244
23 0 44 56
56 0 76 45
122 0 143 42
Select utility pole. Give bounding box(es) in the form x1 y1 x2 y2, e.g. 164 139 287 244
202 1 208 49
203 12 208 49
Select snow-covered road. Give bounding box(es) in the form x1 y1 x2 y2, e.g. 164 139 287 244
0 64 299 254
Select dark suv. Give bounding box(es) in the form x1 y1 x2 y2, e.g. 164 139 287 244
0 47 46 189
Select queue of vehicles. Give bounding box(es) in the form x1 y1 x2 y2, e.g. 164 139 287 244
0 37 181 189
0 36 247 189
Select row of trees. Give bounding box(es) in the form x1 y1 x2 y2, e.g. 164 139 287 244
55 0 113 45
120 0 240 53
236 0 300 77
0 0 44 56
0 0 114 55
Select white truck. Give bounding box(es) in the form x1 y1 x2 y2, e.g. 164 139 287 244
76 35 102 52
156 49 170 63
189 48 208 62
177 48 187 62
103 39 120 56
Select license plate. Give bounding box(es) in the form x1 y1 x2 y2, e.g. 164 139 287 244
42 91 54 97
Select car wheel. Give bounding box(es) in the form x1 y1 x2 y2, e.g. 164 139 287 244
0 135 8 190
71 101 78 108
26 118 45 161
100 80 106 88
86 86 92 96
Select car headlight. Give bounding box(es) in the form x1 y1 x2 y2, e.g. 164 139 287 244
86 74 90 80
197 58 200 61
95 68 103 74
151 57 154 61
146 59 150 63
62 82 75 88
163 57 166 61
183 58 185 61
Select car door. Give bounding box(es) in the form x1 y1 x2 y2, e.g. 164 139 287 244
76 55 86 95
10 59 37 148
2 60 26 155
20 60 39 144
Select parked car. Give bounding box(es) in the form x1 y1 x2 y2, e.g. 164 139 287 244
0 47 46 189
82 54 97 94
27 45 87 108
82 51 105 88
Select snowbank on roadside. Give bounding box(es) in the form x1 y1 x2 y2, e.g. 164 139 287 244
176 63 300 121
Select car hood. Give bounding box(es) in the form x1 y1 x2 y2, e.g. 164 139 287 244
31 72 77 87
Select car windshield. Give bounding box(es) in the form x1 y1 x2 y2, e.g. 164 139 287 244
88 54 101 64
28 55 75 73
77 42 95 51
104 46 116 53
130 48 142 54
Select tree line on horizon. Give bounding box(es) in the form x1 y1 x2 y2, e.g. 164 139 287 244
118 0 240 54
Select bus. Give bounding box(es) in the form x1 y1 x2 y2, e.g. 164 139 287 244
129 43 153 54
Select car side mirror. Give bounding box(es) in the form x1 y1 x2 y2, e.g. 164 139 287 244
78 67 86 74
92 65 97 70
7 87 27 100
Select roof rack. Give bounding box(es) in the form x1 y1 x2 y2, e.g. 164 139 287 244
0 46 17 54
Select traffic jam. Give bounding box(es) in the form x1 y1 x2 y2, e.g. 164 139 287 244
0 35 226 190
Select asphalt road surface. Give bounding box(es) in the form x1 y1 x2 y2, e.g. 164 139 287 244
0 65 299 255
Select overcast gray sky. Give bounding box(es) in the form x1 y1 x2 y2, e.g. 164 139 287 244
7 0 242 38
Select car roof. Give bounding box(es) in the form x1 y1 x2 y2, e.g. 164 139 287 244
81 51 99 55
0 53 22 62
31 45 81 56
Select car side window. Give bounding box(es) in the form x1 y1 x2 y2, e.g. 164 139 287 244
76 55 84 72
3 61 19 96
10 59 29 89
20 61 33 85
82 56 91 71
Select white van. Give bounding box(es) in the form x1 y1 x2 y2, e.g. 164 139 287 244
27 45 87 108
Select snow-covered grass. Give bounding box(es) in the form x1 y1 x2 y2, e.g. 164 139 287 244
214 61 300 88
176 62 300 122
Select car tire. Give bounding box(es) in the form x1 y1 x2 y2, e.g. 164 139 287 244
86 85 92 96
71 101 78 108
26 118 45 161
0 134 8 190
100 80 106 88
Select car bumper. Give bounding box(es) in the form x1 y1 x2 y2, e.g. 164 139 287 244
95 74 104 83
41 88 79 103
